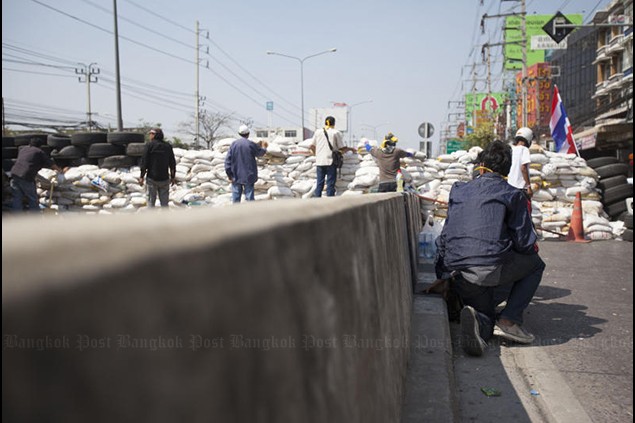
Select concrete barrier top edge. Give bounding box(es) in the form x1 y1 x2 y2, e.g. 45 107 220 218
2 193 403 301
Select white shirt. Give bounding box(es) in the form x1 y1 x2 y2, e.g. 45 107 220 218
508 144 531 189
311 127 344 166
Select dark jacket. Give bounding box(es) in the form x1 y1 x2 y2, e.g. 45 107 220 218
224 137 266 185
437 172 537 272
140 140 176 182
10 145 54 181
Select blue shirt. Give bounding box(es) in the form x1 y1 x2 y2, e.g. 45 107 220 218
224 137 267 185
437 172 537 272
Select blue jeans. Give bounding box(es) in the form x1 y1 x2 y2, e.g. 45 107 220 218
232 182 255 203
453 252 545 341
10 176 40 212
314 165 337 197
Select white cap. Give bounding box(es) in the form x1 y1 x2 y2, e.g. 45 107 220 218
238 124 250 135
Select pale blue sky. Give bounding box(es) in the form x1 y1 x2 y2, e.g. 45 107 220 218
2 0 610 152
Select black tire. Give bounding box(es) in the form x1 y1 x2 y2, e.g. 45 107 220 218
623 228 633 242
71 132 107 146
622 213 633 229
2 147 18 160
2 137 15 147
586 156 619 169
52 145 86 159
87 143 126 158
598 175 627 191
47 134 72 149
605 200 628 219
15 133 48 147
595 163 630 179
98 155 137 168
126 142 146 156
602 184 633 205
107 132 144 145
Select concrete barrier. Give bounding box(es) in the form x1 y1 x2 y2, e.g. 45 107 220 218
2 193 421 423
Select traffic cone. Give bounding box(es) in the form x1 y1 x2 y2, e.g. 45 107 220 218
566 192 590 243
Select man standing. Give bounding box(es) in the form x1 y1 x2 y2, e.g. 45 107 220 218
139 128 176 208
436 140 545 357
508 127 533 198
224 125 268 203
310 116 349 197
364 132 413 192
10 137 63 212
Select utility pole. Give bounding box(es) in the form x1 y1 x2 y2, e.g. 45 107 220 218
76 63 99 131
195 21 209 149
520 0 527 128
195 20 200 148
481 4 527 127
113 0 123 131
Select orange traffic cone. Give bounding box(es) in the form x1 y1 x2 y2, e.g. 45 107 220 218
566 192 590 243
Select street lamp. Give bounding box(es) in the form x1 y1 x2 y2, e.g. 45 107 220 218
266 48 337 139
346 100 372 145
360 122 390 141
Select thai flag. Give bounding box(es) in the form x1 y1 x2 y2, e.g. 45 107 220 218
549 85 578 155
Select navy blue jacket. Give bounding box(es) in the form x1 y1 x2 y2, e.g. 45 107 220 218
437 172 537 271
224 137 266 185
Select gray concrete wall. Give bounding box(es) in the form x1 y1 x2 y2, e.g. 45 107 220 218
2 194 421 423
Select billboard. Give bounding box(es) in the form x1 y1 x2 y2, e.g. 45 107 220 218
308 108 348 132
504 14 582 70
464 92 507 127
515 63 553 130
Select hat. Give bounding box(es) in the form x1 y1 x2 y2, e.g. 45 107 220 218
514 127 533 144
238 124 250 135
149 127 162 135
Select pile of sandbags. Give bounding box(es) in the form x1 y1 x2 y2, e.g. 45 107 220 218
33 138 621 240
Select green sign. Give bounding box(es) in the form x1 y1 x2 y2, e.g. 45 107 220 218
464 92 506 126
446 139 468 154
504 14 582 70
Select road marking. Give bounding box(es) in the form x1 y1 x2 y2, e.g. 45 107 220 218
502 345 593 423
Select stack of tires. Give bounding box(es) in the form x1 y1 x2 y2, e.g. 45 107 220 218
2 136 18 172
2 134 52 171
2 132 146 171
586 156 632 223
51 131 145 169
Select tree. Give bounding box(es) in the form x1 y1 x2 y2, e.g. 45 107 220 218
464 122 497 149
171 136 190 150
179 110 237 150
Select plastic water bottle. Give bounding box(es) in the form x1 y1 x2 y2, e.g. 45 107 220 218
396 170 404 192
418 229 438 263
418 231 431 262
426 235 437 260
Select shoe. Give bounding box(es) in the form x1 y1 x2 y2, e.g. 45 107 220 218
495 300 507 313
494 322 535 344
460 306 487 356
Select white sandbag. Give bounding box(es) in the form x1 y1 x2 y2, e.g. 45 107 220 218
109 198 129 208
268 186 294 198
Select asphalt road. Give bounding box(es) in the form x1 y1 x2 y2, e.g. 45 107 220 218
452 239 633 422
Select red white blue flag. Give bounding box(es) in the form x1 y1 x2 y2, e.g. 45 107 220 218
549 85 578 155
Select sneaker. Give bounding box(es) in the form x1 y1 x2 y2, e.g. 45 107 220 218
460 306 487 356
494 322 535 344
495 300 507 313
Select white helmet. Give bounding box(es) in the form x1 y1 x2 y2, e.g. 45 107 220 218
238 124 250 136
515 127 533 144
